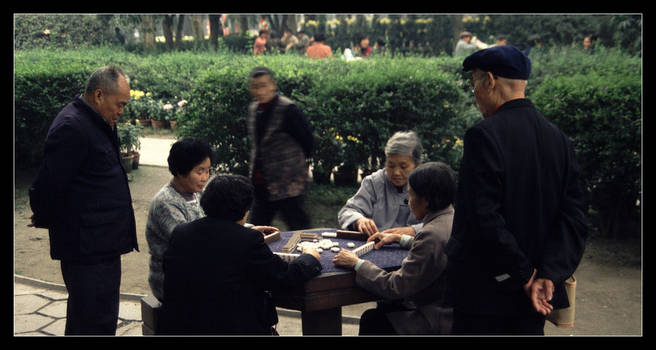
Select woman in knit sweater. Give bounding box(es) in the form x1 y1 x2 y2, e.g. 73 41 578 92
145 138 212 302
146 138 278 302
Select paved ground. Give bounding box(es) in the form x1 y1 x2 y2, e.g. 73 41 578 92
13 275 365 336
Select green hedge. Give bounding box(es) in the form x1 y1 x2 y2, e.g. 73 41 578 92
15 56 94 166
531 68 641 238
14 48 642 238
173 55 471 181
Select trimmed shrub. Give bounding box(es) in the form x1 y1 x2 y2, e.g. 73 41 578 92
15 54 94 166
532 68 641 238
174 55 470 181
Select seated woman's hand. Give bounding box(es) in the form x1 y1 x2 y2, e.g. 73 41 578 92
367 232 401 250
252 225 280 236
332 249 359 269
381 226 416 237
355 217 379 236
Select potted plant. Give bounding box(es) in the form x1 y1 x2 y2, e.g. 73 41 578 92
117 122 144 171
169 99 187 130
151 99 168 129
130 89 153 127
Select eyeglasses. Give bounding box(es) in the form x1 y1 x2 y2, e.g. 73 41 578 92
470 72 497 94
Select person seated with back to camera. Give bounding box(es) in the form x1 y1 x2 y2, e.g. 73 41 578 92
157 174 322 335
146 138 279 303
333 161 456 335
338 131 424 237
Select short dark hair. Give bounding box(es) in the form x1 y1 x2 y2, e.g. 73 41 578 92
167 138 213 177
314 33 326 42
408 161 457 212
200 174 254 221
249 66 274 81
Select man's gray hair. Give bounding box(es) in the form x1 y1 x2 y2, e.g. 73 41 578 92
384 131 423 165
84 65 129 95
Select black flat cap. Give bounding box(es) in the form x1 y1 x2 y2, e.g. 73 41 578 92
463 45 532 80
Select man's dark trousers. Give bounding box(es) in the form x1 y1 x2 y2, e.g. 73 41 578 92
251 187 310 231
60 257 122 335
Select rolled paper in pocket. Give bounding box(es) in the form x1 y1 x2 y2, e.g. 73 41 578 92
547 275 577 328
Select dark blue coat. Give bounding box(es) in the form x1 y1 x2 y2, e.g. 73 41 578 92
445 99 588 316
29 96 139 263
159 217 322 335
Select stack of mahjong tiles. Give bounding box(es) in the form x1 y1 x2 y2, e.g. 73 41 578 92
273 230 375 262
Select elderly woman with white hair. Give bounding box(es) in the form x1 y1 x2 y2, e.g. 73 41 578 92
338 131 423 236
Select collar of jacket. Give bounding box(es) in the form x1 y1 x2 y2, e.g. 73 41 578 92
257 94 280 111
493 98 534 116
74 95 114 132
422 204 454 225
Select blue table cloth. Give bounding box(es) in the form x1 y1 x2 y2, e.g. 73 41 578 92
266 228 409 273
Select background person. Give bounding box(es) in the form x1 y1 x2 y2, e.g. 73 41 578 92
306 32 333 59
338 131 424 237
454 31 488 57
158 174 322 335
254 29 269 55
353 34 372 58
445 45 588 335
28 65 138 335
247 66 314 230
280 27 299 53
333 161 456 335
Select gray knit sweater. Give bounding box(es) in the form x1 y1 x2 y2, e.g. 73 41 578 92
145 183 204 301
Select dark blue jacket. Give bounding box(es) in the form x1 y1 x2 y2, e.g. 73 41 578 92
445 99 588 316
159 217 321 335
29 96 139 263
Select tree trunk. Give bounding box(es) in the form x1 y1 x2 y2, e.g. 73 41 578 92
162 15 174 50
285 14 298 33
140 15 156 50
175 14 185 48
209 14 222 51
191 15 204 47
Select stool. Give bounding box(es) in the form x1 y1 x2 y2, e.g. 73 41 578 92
140 295 162 335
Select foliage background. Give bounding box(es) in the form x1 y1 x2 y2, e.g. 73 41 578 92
14 14 642 239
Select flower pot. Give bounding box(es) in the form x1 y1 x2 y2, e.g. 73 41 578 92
131 151 140 170
121 153 136 173
137 119 151 127
151 120 167 129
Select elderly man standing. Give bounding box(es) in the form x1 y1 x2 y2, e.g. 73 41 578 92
29 66 139 335
444 46 588 335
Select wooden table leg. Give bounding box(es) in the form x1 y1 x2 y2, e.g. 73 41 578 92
301 307 342 335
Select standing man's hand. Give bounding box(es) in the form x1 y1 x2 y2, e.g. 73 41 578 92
523 269 554 315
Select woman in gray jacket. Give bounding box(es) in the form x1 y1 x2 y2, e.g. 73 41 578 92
337 131 424 237
333 161 456 335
